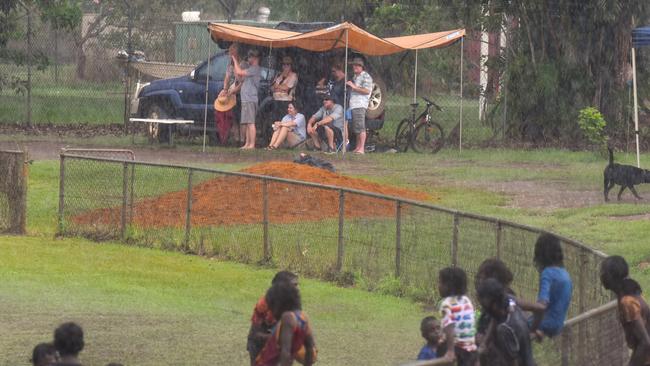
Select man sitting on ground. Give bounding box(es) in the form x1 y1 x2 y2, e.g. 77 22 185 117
306 94 344 154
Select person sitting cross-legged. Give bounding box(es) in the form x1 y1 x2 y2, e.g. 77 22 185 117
306 93 344 154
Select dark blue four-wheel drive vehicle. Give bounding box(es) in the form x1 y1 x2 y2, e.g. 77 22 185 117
130 22 386 145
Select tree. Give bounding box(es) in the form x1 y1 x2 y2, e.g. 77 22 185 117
0 0 81 125
460 0 650 144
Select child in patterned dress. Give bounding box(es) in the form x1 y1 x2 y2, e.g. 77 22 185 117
438 266 478 366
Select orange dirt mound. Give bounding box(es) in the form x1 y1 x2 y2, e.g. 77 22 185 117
73 161 434 228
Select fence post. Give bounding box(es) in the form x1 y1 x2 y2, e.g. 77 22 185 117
336 190 345 272
58 154 65 235
451 213 459 266
263 179 270 262
395 201 402 277
184 168 193 249
129 164 135 225
121 162 128 240
495 221 502 259
560 327 570 366
577 251 587 364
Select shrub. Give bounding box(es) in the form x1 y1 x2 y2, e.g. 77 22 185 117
577 106 607 149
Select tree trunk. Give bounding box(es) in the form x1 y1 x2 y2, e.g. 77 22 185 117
76 46 86 80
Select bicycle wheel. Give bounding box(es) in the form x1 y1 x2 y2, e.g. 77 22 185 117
394 119 412 152
411 122 444 153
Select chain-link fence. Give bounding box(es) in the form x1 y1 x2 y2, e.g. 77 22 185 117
0 150 27 234
58 153 625 365
1 5 490 149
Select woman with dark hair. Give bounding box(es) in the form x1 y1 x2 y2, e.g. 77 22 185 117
256 283 316 366
271 56 299 123
518 233 573 340
266 102 306 150
601 255 650 366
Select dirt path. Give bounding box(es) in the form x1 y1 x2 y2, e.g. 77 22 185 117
2 139 641 211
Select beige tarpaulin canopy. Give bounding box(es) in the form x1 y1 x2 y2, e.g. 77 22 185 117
205 21 466 153
207 22 465 55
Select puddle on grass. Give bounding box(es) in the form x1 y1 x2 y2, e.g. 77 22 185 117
608 213 650 221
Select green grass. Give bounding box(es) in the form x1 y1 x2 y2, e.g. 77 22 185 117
0 64 123 124
0 235 427 366
6 146 650 365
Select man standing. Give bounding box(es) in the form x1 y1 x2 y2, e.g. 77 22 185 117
306 94 344 154
346 57 373 154
232 49 262 149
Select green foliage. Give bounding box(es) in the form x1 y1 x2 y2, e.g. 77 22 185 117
577 107 608 149
40 0 82 31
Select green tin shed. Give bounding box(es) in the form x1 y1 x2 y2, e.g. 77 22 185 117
174 20 280 65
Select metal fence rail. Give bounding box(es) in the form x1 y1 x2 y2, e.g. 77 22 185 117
58 153 626 365
0 150 27 234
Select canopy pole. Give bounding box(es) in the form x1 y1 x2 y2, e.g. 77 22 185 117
413 49 418 104
632 47 641 168
343 29 349 155
202 38 212 153
459 37 464 154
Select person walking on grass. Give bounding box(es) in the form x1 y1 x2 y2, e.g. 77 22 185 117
256 282 316 366
346 57 373 154
232 49 262 149
601 255 650 366
248 271 299 366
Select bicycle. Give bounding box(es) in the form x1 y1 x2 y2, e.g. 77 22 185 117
394 97 445 153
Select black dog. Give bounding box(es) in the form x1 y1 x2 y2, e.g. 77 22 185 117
604 148 650 201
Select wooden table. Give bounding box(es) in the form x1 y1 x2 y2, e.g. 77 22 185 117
129 118 194 145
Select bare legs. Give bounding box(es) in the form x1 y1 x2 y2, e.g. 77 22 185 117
354 131 366 154
241 124 256 149
268 126 290 149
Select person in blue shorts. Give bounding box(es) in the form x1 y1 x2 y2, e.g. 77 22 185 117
518 233 573 340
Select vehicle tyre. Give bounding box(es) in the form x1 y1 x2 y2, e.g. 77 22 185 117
366 75 386 119
394 118 411 152
146 103 171 143
412 122 444 153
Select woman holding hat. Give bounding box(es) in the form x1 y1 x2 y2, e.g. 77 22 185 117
271 56 299 123
213 43 241 145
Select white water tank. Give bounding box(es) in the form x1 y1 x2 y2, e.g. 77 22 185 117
182 11 200 22
257 7 270 23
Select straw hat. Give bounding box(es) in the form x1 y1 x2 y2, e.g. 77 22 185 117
214 92 236 112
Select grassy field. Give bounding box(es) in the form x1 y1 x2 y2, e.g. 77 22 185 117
0 64 123 124
3 145 650 365
0 235 427 366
